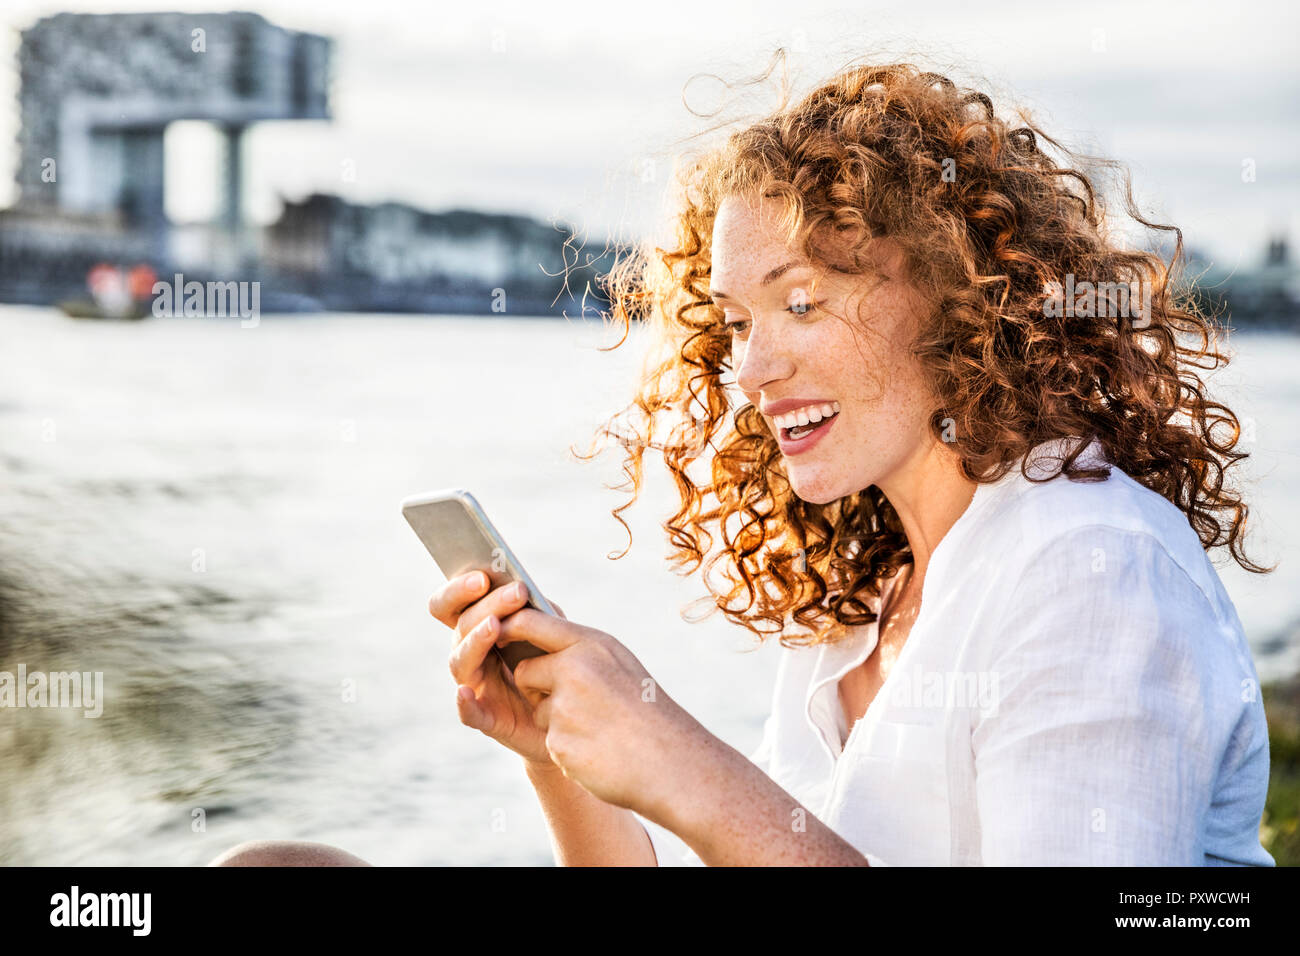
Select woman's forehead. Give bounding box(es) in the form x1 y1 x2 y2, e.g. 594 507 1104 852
712 195 901 276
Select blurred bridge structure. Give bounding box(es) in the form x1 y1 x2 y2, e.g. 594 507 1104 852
0 11 610 316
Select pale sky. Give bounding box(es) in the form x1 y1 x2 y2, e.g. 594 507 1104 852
1 0 1296 271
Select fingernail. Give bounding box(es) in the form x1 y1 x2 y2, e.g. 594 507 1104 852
469 572 484 591
512 582 526 600
479 614 497 638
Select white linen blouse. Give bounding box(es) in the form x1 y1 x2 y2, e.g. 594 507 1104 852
638 435 1275 866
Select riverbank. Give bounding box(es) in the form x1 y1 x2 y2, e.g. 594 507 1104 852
1263 670 1300 865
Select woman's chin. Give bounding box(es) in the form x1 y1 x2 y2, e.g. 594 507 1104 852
786 469 849 505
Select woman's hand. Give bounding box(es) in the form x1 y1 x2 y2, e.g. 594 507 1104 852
429 571 567 767
494 608 701 816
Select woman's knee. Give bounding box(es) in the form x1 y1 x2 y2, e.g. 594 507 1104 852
206 839 372 866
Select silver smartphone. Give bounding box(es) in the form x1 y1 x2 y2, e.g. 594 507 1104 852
401 488 552 672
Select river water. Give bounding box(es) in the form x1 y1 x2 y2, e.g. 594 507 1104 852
0 305 1295 865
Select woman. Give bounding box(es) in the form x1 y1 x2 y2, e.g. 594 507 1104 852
211 58 1275 867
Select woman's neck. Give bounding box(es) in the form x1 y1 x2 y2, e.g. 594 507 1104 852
878 440 977 585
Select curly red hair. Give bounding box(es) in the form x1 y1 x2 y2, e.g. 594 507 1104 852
574 53 1272 649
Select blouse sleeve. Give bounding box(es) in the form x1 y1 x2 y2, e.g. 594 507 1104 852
970 523 1238 865
639 711 777 866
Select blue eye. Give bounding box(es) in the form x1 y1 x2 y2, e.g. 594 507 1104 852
723 301 820 335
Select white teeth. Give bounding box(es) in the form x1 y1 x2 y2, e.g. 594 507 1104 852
774 401 841 431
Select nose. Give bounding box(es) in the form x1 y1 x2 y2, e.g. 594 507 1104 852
733 317 794 397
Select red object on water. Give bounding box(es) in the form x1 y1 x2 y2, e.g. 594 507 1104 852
127 264 158 301
87 262 119 296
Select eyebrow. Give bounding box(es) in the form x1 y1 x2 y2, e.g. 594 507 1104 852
708 260 808 301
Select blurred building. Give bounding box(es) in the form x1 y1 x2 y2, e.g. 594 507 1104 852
0 11 610 316
1185 236 1300 331
1 11 328 302
15 12 328 228
262 194 590 313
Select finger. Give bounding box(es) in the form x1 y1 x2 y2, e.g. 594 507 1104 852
455 684 494 734
550 599 566 620
510 648 558 699
449 613 501 685
494 606 586 655
428 571 489 628
455 580 534 642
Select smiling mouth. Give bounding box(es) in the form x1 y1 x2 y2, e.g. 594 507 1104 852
782 410 839 441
